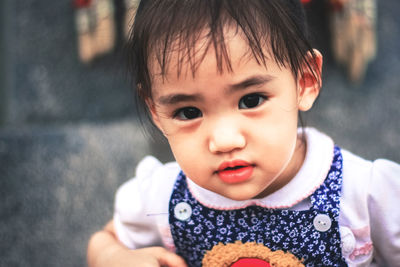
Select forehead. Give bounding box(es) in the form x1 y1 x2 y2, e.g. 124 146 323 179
148 34 297 106
149 28 272 83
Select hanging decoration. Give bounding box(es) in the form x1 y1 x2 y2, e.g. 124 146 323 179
73 0 377 85
73 0 116 63
329 0 377 83
302 0 377 84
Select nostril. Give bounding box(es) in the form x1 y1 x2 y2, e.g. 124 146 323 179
209 132 246 154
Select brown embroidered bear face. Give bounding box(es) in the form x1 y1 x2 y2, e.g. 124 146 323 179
202 241 304 267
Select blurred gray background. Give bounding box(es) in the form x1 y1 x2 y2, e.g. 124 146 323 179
0 0 399 266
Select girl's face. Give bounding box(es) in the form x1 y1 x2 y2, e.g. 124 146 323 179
148 34 321 201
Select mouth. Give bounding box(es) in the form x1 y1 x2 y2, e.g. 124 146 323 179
217 160 254 184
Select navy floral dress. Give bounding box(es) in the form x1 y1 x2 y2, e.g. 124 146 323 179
169 146 347 267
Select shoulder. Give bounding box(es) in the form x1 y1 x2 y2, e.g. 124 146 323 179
341 149 372 197
369 158 400 188
341 149 400 201
364 156 400 212
340 149 400 214
113 156 181 248
117 155 180 192
115 156 181 216
339 150 373 226
339 149 400 264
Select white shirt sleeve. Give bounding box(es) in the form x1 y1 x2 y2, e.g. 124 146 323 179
367 159 400 266
113 156 179 249
112 144 400 266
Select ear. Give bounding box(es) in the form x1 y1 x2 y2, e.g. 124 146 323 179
146 97 166 135
297 49 323 111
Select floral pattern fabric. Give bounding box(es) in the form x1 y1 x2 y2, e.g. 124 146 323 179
169 146 347 267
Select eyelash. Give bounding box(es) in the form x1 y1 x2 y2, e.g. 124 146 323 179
238 93 268 109
173 107 202 120
172 93 268 121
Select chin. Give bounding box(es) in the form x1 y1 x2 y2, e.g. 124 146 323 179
225 192 260 201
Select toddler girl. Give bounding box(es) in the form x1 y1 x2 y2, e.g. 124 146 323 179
87 0 400 266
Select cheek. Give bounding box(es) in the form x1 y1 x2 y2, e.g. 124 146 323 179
168 134 202 166
167 133 210 183
252 118 298 164
252 105 298 138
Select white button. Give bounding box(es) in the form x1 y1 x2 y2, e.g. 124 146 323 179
340 227 356 255
174 202 192 221
313 214 332 232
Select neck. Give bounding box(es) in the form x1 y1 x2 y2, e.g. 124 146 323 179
255 136 307 198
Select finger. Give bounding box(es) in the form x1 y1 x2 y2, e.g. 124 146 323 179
155 248 188 267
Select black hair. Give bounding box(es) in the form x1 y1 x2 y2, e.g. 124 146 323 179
127 0 318 111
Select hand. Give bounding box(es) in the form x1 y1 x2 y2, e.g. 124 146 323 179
90 244 187 267
87 220 187 267
122 246 188 267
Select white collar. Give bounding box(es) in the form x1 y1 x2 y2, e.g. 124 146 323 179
187 128 334 210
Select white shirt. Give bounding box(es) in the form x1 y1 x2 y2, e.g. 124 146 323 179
113 128 400 266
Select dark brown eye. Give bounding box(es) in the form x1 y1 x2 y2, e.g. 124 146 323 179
174 107 202 120
239 94 266 109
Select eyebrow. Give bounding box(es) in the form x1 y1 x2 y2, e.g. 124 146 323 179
156 74 274 106
157 93 203 106
228 74 275 93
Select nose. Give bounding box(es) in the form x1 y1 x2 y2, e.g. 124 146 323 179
208 118 246 154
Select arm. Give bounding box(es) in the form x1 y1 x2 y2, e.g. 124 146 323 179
368 159 400 266
87 220 187 267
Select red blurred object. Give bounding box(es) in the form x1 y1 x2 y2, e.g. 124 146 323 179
301 0 312 4
74 0 92 8
231 258 271 267
330 0 345 11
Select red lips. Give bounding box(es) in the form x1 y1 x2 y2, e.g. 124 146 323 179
217 160 253 184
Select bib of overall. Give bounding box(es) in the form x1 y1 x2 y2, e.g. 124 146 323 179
169 146 347 266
